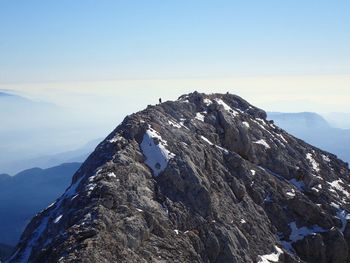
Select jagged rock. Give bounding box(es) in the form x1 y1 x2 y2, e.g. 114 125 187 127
6 92 350 263
293 233 326 262
324 228 348 263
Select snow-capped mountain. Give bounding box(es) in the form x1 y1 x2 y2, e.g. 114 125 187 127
7 92 350 263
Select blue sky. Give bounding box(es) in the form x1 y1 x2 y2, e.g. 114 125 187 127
1 0 349 82
0 0 349 113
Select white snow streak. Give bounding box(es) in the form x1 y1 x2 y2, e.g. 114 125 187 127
168 120 182 128
200 136 229 154
306 153 320 172
53 215 63 224
214 98 239 116
254 139 271 149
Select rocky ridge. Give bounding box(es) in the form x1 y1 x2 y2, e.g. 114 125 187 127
7 92 350 263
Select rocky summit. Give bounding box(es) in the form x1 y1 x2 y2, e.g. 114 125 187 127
7 92 350 263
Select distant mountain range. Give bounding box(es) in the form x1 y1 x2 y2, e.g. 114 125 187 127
323 112 350 129
268 112 350 164
0 162 81 247
0 138 100 175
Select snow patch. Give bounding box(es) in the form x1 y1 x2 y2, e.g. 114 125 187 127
276 133 288 144
108 135 124 143
107 172 117 178
178 96 189 103
140 126 175 176
195 112 206 122
177 118 190 129
257 246 283 263
53 215 63 224
254 139 271 149
306 152 320 172
214 98 239 116
311 184 322 193
250 169 256 176
71 194 79 200
242 121 250 128
322 154 331 163
203 98 213 106
86 183 96 196
200 135 214 146
168 120 182 128
200 136 229 154
46 202 55 209
252 119 285 147
286 189 295 198
328 179 350 198
288 221 326 242
331 202 340 209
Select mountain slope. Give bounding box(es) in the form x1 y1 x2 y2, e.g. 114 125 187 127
7 92 350 263
0 243 14 262
0 163 81 246
268 112 350 163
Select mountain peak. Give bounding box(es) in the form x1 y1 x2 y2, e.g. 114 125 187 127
8 92 350 263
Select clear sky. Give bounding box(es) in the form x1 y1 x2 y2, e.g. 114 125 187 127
0 0 349 113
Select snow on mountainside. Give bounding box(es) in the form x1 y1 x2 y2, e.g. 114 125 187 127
7 92 350 263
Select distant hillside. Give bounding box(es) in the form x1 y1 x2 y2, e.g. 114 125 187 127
0 91 15 97
323 112 350 129
0 162 81 246
268 112 350 163
0 138 100 175
0 91 103 174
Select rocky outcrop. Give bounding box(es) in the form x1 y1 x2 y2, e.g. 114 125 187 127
7 92 350 263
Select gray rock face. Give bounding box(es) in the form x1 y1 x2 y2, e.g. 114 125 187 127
7 92 350 263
